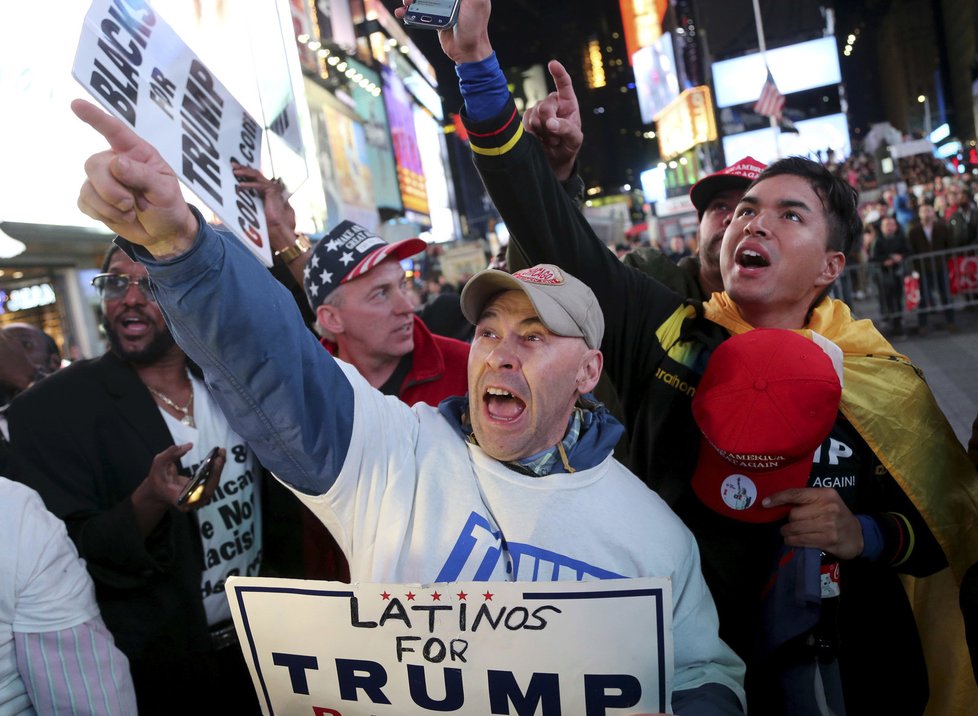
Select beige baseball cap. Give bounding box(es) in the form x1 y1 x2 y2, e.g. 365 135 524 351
460 264 604 349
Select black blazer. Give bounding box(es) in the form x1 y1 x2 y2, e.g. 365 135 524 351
907 221 952 255
8 348 307 644
7 351 213 660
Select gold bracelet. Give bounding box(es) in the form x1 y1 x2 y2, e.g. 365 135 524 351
274 233 311 264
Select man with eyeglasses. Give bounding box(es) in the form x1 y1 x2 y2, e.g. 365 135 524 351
6 244 304 714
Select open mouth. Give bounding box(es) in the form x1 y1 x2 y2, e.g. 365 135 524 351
119 315 149 335
485 386 526 422
736 248 771 269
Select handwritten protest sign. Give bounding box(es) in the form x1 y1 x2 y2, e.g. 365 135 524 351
227 576 673 715
71 0 272 265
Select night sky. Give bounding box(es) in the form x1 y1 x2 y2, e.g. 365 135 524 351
390 0 882 131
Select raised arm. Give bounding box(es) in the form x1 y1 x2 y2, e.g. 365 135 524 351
418 1 685 392
232 164 311 285
522 59 583 183
71 99 361 497
73 99 198 258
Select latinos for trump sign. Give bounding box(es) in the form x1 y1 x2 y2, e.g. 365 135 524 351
71 0 272 266
227 576 674 715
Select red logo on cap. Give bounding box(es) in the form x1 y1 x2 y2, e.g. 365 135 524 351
514 265 564 285
722 156 765 181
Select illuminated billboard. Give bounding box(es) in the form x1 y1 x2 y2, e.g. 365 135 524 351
414 107 455 242
633 34 681 124
721 113 852 166
619 0 668 63
654 86 718 159
640 165 668 205
364 0 438 87
305 80 379 230
348 58 403 214
289 0 320 74
316 0 357 51
712 37 842 109
382 67 429 216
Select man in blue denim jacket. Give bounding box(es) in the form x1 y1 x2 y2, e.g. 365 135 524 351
70 98 746 715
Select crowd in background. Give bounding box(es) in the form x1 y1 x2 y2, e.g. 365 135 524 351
831 145 881 192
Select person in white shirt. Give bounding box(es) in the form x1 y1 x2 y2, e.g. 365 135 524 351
1 477 136 714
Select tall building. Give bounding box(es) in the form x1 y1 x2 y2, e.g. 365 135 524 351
835 0 977 144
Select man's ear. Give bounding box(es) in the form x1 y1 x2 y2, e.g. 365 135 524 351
576 348 603 395
316 303 344 336
816 251 846 287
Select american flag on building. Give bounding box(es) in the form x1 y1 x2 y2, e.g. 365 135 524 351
753 68 785 121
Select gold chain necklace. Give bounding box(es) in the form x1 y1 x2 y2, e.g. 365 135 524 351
146 373 195 427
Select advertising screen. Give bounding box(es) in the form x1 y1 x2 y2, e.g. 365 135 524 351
640 165 668 205
305 80 379 230
348 59 403 214
654 86 717 159
414 107 455 242
382 66 429 216
633 34 681 124
316 0 357 51
290 0 320 74
364 0 438 86
712 37 842 109
619 0 668 63
721 113 851 166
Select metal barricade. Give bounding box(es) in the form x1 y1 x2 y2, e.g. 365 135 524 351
837 244 978 332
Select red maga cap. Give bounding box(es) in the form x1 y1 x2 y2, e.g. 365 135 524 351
691 329 842 523
688 156 767 215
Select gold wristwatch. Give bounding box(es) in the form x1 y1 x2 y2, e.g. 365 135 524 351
274 233 311 264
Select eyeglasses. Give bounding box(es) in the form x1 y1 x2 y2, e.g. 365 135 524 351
91 273 156 302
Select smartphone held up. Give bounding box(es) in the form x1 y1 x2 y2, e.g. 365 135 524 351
177 446 221 507
402 0 461 29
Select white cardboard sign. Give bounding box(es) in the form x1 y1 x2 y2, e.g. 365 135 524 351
227 576 674 715
72 0 272 266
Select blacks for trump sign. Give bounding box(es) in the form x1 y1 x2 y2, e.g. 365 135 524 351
71 0 272 265
227 576 674 715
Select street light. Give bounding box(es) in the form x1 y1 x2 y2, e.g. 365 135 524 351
917 94 931 136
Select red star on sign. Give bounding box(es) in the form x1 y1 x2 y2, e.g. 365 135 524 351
456 591 468 600
431 591 442 601
380 591 391 600
406 591 416 601
482 591 494 601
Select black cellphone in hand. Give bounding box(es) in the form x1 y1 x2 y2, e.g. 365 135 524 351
177 447 220 506
402 0 461 29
